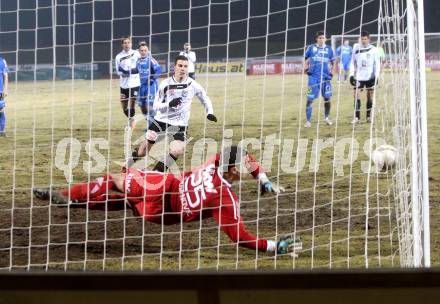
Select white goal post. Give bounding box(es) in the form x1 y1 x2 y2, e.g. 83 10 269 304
332 0 431 267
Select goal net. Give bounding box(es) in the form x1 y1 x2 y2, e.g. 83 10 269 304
0 0 430 270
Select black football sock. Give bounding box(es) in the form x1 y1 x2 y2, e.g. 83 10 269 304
152 161 166 172
355 99 361 120
366 99 373 118
128 107 135 118
324 99 331 118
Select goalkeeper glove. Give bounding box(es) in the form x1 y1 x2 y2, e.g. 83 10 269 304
277 235 297 254
261 181 285 194
277 235 302 255
207 114 217 122
349 75 357 87
169 97 182 108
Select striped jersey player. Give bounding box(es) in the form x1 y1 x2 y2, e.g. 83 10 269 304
127 55 218 173
179 42 197 79
33 146 293 254
115 37 141 128
152 68 213 127
349 30 381 123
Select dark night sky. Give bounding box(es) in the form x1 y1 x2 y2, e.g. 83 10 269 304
0 0 439 65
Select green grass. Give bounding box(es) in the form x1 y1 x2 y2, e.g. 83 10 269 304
0 72 438 270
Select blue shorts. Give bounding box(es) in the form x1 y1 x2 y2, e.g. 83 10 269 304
0 99 5 110
137 82 158 107
342 61 350 71
307 77 332 100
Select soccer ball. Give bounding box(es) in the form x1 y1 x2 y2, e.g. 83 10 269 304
371 144 397 171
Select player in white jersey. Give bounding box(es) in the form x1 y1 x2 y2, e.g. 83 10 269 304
115 37 141 129
179 42 196 79
349 31 381 123
127 55 217 172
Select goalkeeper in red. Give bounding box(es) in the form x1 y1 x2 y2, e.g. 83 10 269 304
33 146 293 254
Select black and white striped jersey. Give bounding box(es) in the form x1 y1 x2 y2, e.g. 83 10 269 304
349 44 381 81
153 76 214 126
115 49 141 89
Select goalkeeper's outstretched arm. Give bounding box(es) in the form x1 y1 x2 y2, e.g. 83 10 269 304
212 200 295 254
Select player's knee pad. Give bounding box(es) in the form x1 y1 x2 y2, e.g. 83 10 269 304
169 140 185 157
146 130 158 143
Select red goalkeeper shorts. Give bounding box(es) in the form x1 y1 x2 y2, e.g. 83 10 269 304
123 168 179 223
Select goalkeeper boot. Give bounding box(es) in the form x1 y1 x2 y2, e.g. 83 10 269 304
33 188 68 205
351 117 360 124
50 191 69 205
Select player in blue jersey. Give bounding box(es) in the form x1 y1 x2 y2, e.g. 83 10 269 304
0 56 9 137
136 42 162 128
336 40 353 82
304 31 336 127
119 42 162 129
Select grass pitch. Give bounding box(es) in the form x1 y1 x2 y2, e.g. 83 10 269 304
0 72 438 270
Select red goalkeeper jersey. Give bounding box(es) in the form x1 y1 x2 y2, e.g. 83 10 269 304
124 153 269 252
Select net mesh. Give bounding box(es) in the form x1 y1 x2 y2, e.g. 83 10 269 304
0 0 428 270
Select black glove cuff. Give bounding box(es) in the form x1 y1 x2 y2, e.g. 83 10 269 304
131 148 140 160
349 76 357 87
